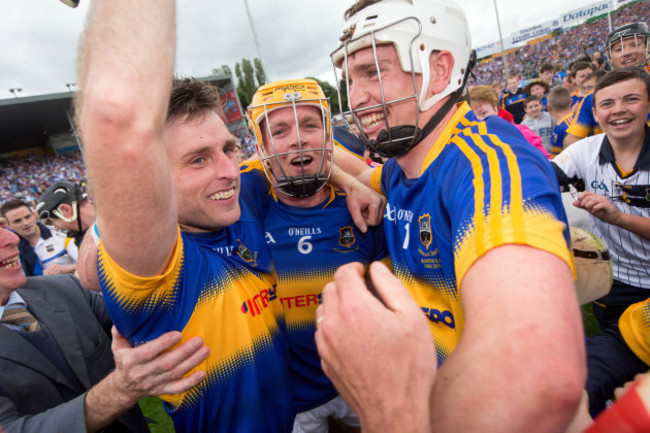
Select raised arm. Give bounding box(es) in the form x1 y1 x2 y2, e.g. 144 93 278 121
77 0 177 277
430 245 586 432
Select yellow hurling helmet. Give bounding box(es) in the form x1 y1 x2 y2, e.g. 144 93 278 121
247 79 333 198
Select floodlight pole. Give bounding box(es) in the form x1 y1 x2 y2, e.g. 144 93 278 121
9 88 22 98
243 0 267 81
606 0 613 32
493 0 509 78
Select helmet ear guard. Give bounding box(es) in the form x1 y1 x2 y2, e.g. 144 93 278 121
331 0 474 158
247 79 333 198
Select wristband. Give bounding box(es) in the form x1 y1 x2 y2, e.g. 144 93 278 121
90 222 100 246
585 382 650 433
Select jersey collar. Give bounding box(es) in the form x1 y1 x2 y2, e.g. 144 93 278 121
599 125 650 170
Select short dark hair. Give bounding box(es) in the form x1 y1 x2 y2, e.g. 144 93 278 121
547 87 572 111
0 200 31 219
584 69 607 83
167 78 224 124
593 66 650 105
524 95 542 107
571 61 596 74
540 63 554 74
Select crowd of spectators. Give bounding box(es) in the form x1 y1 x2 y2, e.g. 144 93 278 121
0 151 86 206
234 131 256 159
0 134 258 208
1 2 648 209
470 0 650 87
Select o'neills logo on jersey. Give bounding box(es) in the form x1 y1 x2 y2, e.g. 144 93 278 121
236 240 253 262
419 214 432 249
241 286 278 317
339 226 355 248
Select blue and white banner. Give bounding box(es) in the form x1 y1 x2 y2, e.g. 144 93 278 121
560 1 612 27
510 19 561 44
476 41 503 58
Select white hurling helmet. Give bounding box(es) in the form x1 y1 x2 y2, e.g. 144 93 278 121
331 0 475 157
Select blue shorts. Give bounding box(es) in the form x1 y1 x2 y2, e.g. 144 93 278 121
592 279 649 329
586 324 648 414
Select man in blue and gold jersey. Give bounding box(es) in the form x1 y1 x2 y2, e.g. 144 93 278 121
76 1 294 432
242 79 387 433
315 0 586 432
564 22 650 148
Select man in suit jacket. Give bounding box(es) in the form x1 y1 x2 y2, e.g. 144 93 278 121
0 227 209 433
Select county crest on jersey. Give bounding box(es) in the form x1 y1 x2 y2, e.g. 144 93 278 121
370 103 574 366
240 159 389 412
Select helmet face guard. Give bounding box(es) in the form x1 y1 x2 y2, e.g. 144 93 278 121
333 17 423 158
248 79 332 198
330 0 472 158
607 23 650 68
36 181 86 235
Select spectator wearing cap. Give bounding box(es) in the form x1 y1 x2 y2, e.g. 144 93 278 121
524 78 551 110
0 200 76 276
37 181 95 261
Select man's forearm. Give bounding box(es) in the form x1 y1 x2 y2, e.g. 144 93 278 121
84 372 137 433
77 0 178 277
329 163 367 193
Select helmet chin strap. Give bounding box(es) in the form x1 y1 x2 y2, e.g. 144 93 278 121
362 50 476 159
276 174 329 198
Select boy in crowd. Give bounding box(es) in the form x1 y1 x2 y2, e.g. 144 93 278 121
547 86 574 157
540 62 563 88
570 61 597 108
553 65 650 424
469 85 550 158
524 78 550 110
522 95 555 153
502 74 527 124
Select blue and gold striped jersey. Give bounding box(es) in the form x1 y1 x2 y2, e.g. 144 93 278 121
620 299 650 366
570 92 585 109
551 113 573 157
241 160 388 412
98 192 294 433
567 93 603 139
370 103 574 366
